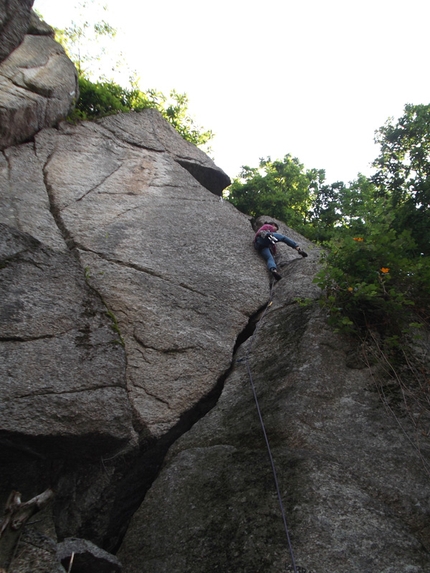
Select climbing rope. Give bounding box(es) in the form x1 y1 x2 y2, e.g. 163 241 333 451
242 279 298 573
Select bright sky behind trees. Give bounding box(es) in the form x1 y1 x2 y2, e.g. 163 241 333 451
33 0 430 184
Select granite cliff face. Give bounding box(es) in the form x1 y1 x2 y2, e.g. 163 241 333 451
1 4 429 573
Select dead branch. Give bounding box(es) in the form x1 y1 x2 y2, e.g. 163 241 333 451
0 488 54 539
0 488 55 571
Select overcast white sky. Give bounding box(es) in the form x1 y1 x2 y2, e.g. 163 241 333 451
33 0 430 184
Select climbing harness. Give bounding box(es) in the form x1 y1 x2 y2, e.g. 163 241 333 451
242 279 299 573
267 233 279 245
256 230 279 246
259 230 279 245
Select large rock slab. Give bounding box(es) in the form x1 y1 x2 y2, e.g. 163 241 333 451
32 118 267 441
0 32 78 150
0 107 268 553
0 223 136 457
118 221 430 572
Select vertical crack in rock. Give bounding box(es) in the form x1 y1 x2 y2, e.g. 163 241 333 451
41 156 77 252
101 301 271 553
233 302 269 354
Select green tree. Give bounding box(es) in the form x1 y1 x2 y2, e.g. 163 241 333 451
314 200 421 337
315 105 430 342
372 103 430 255
226 154 325 237
310 180 344 242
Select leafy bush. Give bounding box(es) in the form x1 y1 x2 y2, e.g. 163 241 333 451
313 105 430 345
71 76 132 118
314 227 428 337
69 77 213 149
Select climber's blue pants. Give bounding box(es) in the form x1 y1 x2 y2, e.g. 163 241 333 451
254 232 298 270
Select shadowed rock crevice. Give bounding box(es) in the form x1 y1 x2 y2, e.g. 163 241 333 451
101 310 268 553
233 301 271 354
0 431 133 462
176 159 231 196
49 307 265 553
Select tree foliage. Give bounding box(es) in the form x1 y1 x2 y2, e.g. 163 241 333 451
372 103 430 255
72 79 213 149
314 104 430 343
227 155 325 238
314 202 427 339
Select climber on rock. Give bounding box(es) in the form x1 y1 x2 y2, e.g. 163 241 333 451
254 221 307 281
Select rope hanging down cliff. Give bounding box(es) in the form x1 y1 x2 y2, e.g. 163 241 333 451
241 278 299 573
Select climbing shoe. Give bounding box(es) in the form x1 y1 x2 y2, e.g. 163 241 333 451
270 268 282 281
296 247 308 257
